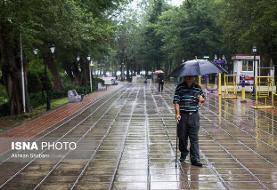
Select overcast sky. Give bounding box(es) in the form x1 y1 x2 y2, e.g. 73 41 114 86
168 0 184 6
130 0 184 8
115 0 184 22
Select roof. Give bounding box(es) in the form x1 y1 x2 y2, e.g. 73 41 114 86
232 54 261 60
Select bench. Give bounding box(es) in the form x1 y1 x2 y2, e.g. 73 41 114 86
67 90 84 103
97 83 106 91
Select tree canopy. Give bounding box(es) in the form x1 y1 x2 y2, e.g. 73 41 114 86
0 0 128 115
1 0 277 115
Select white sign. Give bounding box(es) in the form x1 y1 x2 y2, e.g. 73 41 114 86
232 55 260 60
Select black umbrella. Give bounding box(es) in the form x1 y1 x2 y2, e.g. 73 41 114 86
171 59 227 77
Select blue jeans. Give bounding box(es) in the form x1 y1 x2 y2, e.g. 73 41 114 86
178 112 200 162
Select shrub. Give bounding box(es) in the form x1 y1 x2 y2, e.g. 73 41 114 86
0 102 10 116
27 71 42 93
29 93 46 107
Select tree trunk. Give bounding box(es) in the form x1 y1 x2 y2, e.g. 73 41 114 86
44 54 64 92
64 62 74 81
6 46 23 115
0 23 32 115
72 63 82 85
126 61 130 80
272 57 277 85
80 60 89 85
24 58 32 113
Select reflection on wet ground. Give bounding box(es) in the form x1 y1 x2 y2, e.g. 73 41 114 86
0 83 277 190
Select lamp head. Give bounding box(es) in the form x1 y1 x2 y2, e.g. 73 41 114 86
90 62 94 67
50 45 55 54
252 46 257 53
33 49 39 55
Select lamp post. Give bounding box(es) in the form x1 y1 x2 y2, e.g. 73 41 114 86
252 46 257 96
20 34 26 113
46 44 55 110
87 55 93 92
121 62 124 81
33 47 54 111
89 61 94 92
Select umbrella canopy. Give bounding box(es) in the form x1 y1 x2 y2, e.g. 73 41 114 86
154 70 164 74
171 59 227 77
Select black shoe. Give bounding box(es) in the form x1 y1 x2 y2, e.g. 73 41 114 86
179 154 186 162
191 161 203 167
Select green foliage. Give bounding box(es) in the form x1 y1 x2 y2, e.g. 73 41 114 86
155 0 222 64
27 71 42 94
0 0 128 115
112 0 277 76
0 84 8 104
51 97 68 108
0 102 10 116
1 0 277 116
219 0 277 63
28 59 53 94
29 93 46 108
0 84 8 116
114 0 223 74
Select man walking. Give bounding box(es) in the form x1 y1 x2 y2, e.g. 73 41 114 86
173 76 205 167
158 74 164 92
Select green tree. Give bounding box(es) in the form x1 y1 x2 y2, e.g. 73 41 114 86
144 0 167 70
0 0 127 115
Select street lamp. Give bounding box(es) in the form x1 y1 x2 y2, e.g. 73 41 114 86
76 55 80 62
33 46 54 111
89 61 94 92
252 46 257 96
87 55 92 92
121 62 124 81
46 44 55 110
214 54 218 60
33 49 39 55
50 45 55 54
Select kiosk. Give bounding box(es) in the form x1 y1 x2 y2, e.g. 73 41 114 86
231 54 276 92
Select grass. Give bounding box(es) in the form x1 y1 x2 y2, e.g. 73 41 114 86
0 97 68 133
51 97 68 108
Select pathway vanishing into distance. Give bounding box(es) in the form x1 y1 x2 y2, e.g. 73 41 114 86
0 82 277 190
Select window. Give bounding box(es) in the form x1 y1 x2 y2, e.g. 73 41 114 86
242 60 253 71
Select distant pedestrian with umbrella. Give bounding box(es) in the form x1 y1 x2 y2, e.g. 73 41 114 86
171 59 225 167
154 70 165 92
158 74 164 92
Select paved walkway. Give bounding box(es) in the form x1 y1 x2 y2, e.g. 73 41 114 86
0 82 276 190
0 84 122 139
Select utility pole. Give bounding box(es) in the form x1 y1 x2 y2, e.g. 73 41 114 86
20 33 26 113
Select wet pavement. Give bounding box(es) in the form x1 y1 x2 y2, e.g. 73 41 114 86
0 82 277 190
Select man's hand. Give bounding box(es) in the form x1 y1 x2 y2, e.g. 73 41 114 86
198 95 205 103
175 104 181 123
176 114 181 123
